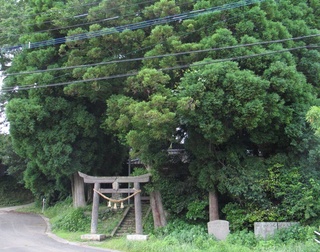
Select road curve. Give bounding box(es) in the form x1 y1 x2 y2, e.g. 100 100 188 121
0 209 119 252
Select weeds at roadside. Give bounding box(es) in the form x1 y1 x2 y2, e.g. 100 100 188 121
12 198 319 252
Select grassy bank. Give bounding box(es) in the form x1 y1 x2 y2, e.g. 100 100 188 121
9 196 318 252
90 237 319 252
86 222 319 252
19 199 318 252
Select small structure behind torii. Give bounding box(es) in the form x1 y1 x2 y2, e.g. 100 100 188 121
78 171 151 240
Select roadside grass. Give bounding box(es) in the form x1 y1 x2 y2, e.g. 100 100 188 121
39 200 319 252
35 198 126 236
53 231 85 242
6 197 320 252
86 236 319 252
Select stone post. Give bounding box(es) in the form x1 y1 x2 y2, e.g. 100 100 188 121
134 182 142 234
91 182 100 234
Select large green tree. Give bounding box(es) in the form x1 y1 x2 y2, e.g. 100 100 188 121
58 0 195 226
176 58 317 221
2 0 126 206
0 0 29 71
173 0 320 223
1 0 320 228
104 70 177 227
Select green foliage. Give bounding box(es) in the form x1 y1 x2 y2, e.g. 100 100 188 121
44 197 73 219
0 134 27 184
152 173 208 221
51 207 90 232
0 175 33 206
104 85 177 166
186 199 208 221
226 225 317 251
307 106 320 136
226 230 259 248
112 220 318 252
223 162 320 231
1 0 320 227
177 61 270 143
0 0 29 70
41 202 319 252
5 95 105 201
131 167 149 176
222 203 252 231
272 225 314 244
153 219 215 249
44 199 126 235
262 165 320 223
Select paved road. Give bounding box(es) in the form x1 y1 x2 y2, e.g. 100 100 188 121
0 208 119 252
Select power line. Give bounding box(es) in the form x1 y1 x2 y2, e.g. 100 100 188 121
0 1 101 31
1 44 316 93
0 0 265 53
0 16 118 40
2 1 227 83
6 33 320 77
0 0 160 40
0 0 184 42
1 9 245 91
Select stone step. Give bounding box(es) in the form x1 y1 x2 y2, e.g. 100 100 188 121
119 222 134 226
121 222 135 225
114 204 151 236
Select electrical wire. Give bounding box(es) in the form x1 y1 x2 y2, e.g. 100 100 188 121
1 44 317 93
0 0 160 40
6 33 320 76
30 0 199 59
0 0 265 53
0 1 101 31
0 9 252 88
0 16 118 40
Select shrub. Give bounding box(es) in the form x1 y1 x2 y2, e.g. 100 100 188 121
51 207 90 232
226 230 259 248
186 199 208 221
223 163 320 231
272 224 314 244
153 219 216 250
0 175 33 206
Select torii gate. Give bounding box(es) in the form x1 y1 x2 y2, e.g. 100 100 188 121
78 171 151 236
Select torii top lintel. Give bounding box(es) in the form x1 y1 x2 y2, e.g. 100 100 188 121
78 171 151 184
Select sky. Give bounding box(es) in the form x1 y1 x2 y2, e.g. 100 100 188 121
0 71 9 134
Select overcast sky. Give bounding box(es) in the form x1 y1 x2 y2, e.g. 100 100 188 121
0 71 9 134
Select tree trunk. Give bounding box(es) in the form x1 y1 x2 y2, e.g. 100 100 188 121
209 190 219 221
150 190 167 228
71 172 86 208
145 164 167 228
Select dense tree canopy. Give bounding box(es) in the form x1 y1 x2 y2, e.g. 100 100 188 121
1 0 320 228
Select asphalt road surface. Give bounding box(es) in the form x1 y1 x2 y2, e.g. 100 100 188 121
0 208 119 252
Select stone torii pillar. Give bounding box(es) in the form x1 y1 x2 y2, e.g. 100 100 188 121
78 171 151 241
